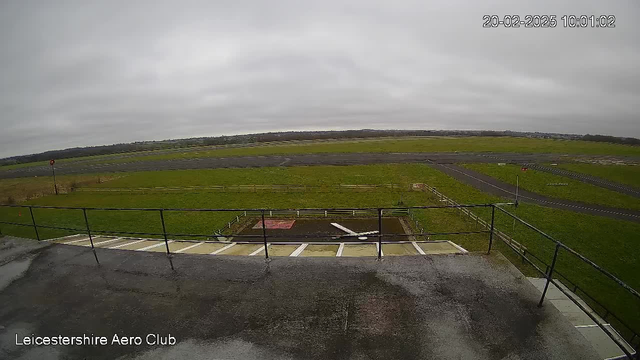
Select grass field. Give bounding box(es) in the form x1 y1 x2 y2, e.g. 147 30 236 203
0 174 117 204
3 136 640 171
0 163 638 339
462 163 640 211
0 165 491 251
555 163 640 189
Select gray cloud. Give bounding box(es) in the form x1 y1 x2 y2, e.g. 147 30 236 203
1 0 639 157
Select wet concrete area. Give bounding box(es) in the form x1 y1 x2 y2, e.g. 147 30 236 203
0 237 599 360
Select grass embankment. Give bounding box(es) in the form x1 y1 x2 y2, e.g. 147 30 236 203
0 164 638 339
462 163 640 211
3 136 640 171
555 163 640 189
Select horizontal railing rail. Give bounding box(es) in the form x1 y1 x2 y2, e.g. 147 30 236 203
0 200 637 358
415 184 638 358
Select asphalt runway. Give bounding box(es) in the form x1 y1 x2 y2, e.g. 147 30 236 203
523 163 640 199
428 163 640 223
0 152 630 179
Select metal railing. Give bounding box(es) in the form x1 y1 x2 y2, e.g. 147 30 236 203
0 202 638 358
494 206 639 359
0 203 496 257
418 185 639 358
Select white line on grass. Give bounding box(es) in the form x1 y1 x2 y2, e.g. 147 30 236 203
290 243 308 257
137 241 173 251
412 242 426 255
211 243 235 255
175 242 204 253
336 243 345 257
109 239 146 249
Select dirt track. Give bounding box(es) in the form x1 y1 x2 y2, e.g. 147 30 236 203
428 163 640 223
0 152 627 179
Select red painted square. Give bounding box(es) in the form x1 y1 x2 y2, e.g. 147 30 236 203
252 219 296 229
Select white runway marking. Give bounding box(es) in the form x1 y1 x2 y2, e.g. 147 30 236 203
63 237 91 245
412 242 426 255
109 239 146 249
211 243 235 255
250 244 269 256
46 234 84 242
137 241 172 251
336 243 345 257
92 238 122 246
175 242 204 253
447 241 469 254
290 243 308 257
575 324 610 328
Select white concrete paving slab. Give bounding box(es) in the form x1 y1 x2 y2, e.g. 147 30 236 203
527 277 635 359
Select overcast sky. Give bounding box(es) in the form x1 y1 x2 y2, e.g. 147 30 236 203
0 0 638 158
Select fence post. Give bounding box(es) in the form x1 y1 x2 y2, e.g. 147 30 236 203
377 208 382 260
159 210 171 255
487 205 496 254
261 210 269 260
82 208 99 265
159 209 174 270
538 244 561 307
28 206 40 241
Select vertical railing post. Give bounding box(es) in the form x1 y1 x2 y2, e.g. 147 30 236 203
159 209 174 270
538 244 561 307
159 210 170 254
487 205 495 254
83 208 99 265
377 208 382 260
261 210 269 260
28 206 40 241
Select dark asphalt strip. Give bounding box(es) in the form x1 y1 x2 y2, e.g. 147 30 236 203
522 164 640 199
0 152 607 179
427 163 640 223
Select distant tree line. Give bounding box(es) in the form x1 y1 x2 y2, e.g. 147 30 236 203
581 134 640 146
1 129 637 166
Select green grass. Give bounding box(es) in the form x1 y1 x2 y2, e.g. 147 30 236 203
462 163 640 211
4 136 640 171
0 174 118 204
85 165 429 188
1 163 638 339
413 166 640 340
555 163 640 189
